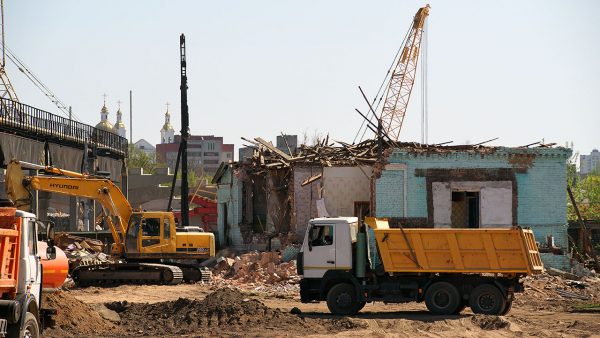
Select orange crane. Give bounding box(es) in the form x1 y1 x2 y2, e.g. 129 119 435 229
379 4 430 141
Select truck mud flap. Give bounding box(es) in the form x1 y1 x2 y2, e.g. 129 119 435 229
296 252 304 275
0 318 7 338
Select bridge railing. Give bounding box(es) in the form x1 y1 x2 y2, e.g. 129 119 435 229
0 98 128 158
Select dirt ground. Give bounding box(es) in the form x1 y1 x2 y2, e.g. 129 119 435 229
42 274 600 338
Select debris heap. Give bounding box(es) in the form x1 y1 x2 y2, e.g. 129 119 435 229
212 251 299 286
516 270 600 311
54 232 113 268
240 136 509 171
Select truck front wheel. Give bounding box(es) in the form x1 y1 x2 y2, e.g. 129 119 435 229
424 282 461 315
326 283 361 315
20 312 39 338
469 284 506 315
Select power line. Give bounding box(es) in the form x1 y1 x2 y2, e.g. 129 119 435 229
0 41 81 122
353 16 413 144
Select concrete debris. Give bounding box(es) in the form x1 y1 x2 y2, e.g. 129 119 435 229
55 232 105 252
516 272 600 311
54 232 113 268
547 267 583 281
212 251 300 286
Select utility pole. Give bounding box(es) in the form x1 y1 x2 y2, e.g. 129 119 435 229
129 90 132 144
179 34 190 228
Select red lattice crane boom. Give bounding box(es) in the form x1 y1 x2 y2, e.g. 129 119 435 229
380 4 430 141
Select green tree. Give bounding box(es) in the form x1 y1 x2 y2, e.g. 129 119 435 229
127 145 164 174
568 173 600 221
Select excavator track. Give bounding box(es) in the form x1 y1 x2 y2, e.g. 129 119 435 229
72 262 184 286
178 265 212 283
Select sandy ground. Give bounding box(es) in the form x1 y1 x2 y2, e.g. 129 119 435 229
49 282 600 338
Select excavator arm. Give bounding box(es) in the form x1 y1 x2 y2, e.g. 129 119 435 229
5 160 131 253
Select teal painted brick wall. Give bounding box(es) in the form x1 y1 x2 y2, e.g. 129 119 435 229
377 147 572 250
375 170 404 217
216 166 243 246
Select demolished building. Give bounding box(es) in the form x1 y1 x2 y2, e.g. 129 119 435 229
214 137 573 270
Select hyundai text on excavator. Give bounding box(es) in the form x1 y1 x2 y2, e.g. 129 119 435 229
5 159 215 286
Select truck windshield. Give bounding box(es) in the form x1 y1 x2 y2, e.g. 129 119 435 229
309 225 334 247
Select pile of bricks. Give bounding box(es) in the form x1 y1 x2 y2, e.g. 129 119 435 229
212 251 299 285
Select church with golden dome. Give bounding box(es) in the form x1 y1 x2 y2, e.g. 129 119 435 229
95 98 127 138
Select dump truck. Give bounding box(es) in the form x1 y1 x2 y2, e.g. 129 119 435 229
298 217 543 316
0 206 58 338
5 160 215 286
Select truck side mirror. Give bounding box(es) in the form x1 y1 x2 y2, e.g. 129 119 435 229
46 246 56 260
46 222 55 241
45 222 57 260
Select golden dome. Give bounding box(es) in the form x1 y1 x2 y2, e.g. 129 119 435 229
113 109 126 131
161 110 174 132
96 102 114 131
96 120 114 131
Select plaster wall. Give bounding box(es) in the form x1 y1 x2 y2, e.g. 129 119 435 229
322 166 372 217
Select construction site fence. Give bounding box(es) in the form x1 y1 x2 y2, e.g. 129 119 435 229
0 98 127 158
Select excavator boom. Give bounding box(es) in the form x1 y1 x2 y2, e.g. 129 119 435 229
6 160 130 251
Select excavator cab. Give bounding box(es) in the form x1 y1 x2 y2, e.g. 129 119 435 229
124 212 177 258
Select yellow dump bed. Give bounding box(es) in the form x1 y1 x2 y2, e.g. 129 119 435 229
365 218 543 275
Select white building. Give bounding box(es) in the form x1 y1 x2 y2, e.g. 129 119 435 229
580 149 600 174
133 139 156 157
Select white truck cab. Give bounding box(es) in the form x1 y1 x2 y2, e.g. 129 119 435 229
0 207 56 338
299 217 358 278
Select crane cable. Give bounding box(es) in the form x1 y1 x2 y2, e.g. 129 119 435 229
353 19 413 144
0 41 82 122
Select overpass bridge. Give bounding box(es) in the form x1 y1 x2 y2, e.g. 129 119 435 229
0 97 128 231
0 97 127 161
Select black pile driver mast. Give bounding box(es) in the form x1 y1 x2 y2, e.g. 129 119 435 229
179 34 190 227
167 34 190 227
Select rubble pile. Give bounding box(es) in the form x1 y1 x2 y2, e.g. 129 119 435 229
212 251 300 286
516 270 600 311
106 288 362 336
241 136 516 171
54 232 113 268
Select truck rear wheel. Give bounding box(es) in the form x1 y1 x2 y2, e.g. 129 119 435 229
469 284 506 315
326 283 361 315
500 299 513 315
425 282 461 315
20 312 39 338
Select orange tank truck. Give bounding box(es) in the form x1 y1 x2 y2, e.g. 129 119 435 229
37 241 68 288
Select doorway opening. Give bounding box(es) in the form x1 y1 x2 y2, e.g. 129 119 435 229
451 191 479 228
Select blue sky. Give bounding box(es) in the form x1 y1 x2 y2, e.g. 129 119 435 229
6 0 600 159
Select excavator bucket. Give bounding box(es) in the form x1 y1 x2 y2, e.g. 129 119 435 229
5 160 31 211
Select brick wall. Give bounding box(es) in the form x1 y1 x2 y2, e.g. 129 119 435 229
291 167 320 239
375 169 405 217
377 147 572 269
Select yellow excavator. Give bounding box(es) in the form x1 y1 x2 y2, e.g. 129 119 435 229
5 159 215 285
